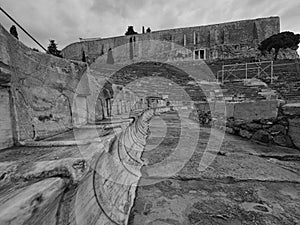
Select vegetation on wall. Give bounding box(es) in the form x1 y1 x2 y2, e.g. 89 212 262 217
258 31 300 60
9 25 18 39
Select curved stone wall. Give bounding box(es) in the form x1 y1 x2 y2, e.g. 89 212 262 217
73 107 169 225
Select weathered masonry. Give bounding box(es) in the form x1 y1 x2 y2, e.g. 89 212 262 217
62 16 280 62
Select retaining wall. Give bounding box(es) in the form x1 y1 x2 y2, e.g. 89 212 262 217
190 100 299 149
0 23 117 145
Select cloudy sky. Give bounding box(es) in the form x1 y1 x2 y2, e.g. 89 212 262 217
0 0 300 51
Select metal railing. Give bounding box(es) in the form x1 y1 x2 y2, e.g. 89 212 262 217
217 61 274 84
217 61 300 85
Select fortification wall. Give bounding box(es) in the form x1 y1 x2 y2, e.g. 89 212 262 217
62 17 280 62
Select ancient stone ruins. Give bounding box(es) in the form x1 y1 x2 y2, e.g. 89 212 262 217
0 16 299 225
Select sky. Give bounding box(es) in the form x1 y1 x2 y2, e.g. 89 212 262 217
0 0 300 52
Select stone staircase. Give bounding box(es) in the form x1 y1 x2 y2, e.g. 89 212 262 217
215 60 300 101
93 62 210 102
91 59 300 102
270 62 300 101
221 81 264 101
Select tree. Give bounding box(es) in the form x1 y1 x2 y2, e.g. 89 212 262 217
125 26 137 35
107 48 114 64
9 25 18 39
47 40 62 58
146 27 151 33
258 31 300 60
82 50 86 62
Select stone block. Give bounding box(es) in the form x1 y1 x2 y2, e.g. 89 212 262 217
233 101 278 122
225 127 234 134
252 130 271 143
242 123 263 131
269 124 287 135
277 116 289 126
282 103 300 116
273 135 294 148
225 103 235 118
288 118 300 149
239 129 253 139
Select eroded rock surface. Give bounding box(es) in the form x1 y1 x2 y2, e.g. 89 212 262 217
129 111 300 225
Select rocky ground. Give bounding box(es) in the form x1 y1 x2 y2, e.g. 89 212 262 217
0 126 117 225
0 111 299 225
128 111 300 225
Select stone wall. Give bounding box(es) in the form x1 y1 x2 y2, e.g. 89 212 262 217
62 17 281 62
0 23 89 143
190 100 299 149
225 109 294 148
282 103 300 149
0 21 152 146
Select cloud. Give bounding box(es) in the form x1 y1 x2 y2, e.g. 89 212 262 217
0 0 299 51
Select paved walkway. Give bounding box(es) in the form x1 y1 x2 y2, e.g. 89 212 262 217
129 111 300 225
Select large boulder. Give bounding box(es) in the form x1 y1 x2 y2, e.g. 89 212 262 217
273 135 294 148
269 124 287 135
252 130 271 143
282 103 300 116
239 129 253 139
